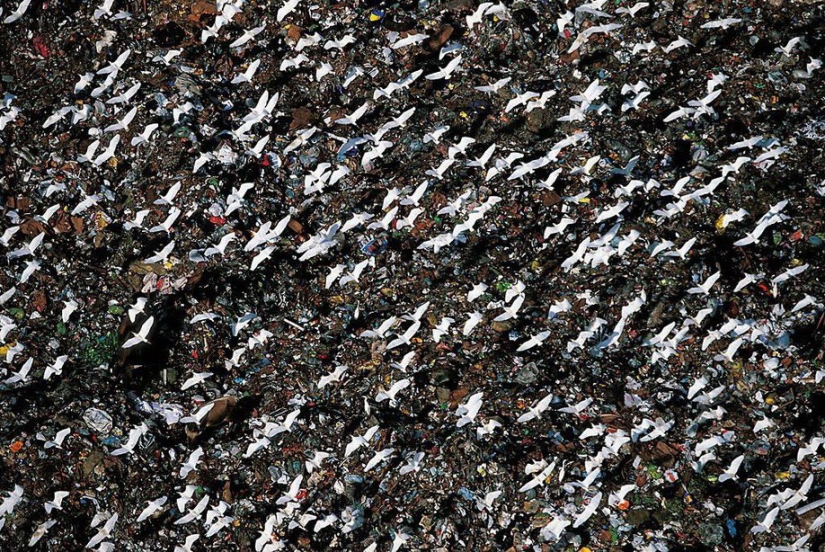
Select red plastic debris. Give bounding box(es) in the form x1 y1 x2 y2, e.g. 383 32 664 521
32 36 50 58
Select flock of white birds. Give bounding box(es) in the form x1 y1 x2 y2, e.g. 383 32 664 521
1 0 825 550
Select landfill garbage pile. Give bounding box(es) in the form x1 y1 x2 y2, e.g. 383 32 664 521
1 0 825 550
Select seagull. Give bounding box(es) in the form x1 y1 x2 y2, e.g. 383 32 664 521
390 529 411 552
707 72 729 92
468 283 488 302
8 231 45 259
229 24 266 49
506 91 540 113
751 507 779 534
476 418 502 440
381 107 417 134
154 182 181 205
179 447 204 478
594 201 629 223
44 355 68 380
556 10 574 36
44 490 70 513
231 58 261 84
204 233 236 258
399 451 426 475
797 437 825 462
44 427 71 449
244 436 271 459
790 294 819 313
375 379 411 407
93 0 115 19
400 181 428 206
137 496 168 522
718 454 744 482
716 337 744 363
688 271 721 295
423 125 450 144
110 423 148 456
463 312 484 336
517 392 554 422
663 36 692 53
97 48 132 75
230 312 257 336
493 294 525 322
127 298 148 322
663 237 696 260
621 91 650 112
360 316 397 339
93 134 121 166
728 136 763 150
616 1 648 17
276 0 301 22
3 0 31 24
780 474 814 510
131 123 159 147
455 392 484 427
717 208 749 229
144 241 175 264
663 106 696 122
365 448 395 471
280 53 309 71
180 371 213 391
573 492 602 528
391 33 429 50
517 330 551 352
106 82 141 105
425 55 463 80
432 317 455 343
0 225 20 247
475 490 502 511
28 520 58 547
688 90 722 118
374 69 423 100
149 207 181 234
20 259 41 283
559 398 593 416
318 365 348 389
474 76 511 94
700 18 742 30
772 264 809 285
86 512 119 548
569 79 606 107
624 30 657 51
324 34 356 51
544 216 576 238
425 157 456 180
345 425 380 457
335 102 370 126
367 206 398 231
733 217 776 247
519 460 556 492
175 494 209 525
561 237 591 269
152 49 182 65
74 72 95 93
339 259 370 286
103 105 137 133
387 321 420 350
466 2 493 28
122 316 154 349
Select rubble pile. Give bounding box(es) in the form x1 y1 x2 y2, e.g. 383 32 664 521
1 0 825 550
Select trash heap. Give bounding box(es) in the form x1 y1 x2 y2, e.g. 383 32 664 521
1 0 825 550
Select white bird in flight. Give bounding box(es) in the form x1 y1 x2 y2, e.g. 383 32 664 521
3 0 31 24
122 316 154 349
